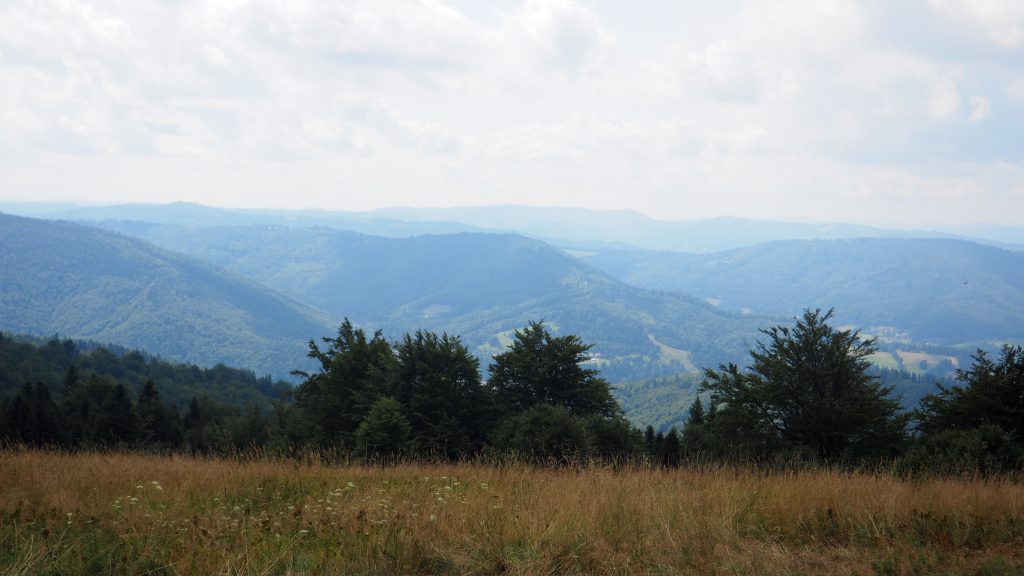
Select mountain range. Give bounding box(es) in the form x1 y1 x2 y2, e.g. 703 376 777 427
0 213 331 376
4 202 1024 428
79 220 770 382
1 212 779 382
5 201 1022 252
577 239 1024 345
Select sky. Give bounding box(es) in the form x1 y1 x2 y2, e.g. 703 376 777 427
1 0 1022 227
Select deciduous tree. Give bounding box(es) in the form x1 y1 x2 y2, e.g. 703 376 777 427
488 321 617 418
701 309 906 461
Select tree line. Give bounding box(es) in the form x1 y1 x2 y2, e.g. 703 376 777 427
1 312 1021 472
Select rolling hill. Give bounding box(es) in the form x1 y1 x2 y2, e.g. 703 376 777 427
578 238 1024 346
80 222 772 382
0 202 481 239
0 213 333 377
4 201 1022 252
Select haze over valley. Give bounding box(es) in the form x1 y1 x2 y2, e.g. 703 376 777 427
3 202 1022 428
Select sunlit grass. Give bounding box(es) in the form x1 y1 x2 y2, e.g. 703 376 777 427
2 449 1022 574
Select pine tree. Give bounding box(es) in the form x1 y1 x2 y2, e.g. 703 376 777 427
0 382 62 446
687 398 705 426
644 425 657 455
96 384 139 445
354 397 412 459
661 428 681 468
137 380 180 446
233 404 271 448
62 365 79 399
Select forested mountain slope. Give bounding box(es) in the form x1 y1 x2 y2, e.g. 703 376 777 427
580 238 1024 344
0 214 332 377
0 333 289 411
88 222 771 381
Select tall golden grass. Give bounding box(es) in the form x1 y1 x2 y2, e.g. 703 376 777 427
2 448 1022 575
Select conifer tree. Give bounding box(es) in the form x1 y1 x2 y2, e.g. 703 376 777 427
62 365 79 398
96 384 139 445
0 382 63 446
661 427 681 468
137 380 180 446
354 397 412 458
644 425 657 455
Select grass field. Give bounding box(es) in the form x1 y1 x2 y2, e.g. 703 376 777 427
2 450 1023 575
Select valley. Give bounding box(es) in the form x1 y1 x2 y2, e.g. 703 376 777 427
1 204 1021 429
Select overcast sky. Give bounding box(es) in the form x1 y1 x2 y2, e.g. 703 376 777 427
1 0 1022 226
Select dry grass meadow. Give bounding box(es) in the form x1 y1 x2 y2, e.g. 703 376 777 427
2 449 1023 575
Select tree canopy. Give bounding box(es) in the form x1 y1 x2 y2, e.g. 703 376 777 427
911 345 1024 471
698 309 907 462
487 321 619 418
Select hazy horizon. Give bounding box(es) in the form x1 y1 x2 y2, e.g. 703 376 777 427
7 199 1024 238
2 1 1022 227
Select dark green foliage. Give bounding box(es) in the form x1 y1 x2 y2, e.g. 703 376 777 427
354 397 412 458
0 332 292 412
269 400 314 449
488 321 618 418
0 382 62 446
291 320 636 460
899 426 1022 475
181 396 235 453
391 331 493 457
491 404 588 461
681 399 721 456
681 398 723 457
687 397 705 426
700 309 908 462
136 380 182 446
62 365 79 397
231 404 271 449
57 375 142 446
294 320 395 448
660 428 681 468
483 322 638 460
580 415 644 458
97 384 139 445
0 335 283 452
911 345 1024 471
917 345 1023 440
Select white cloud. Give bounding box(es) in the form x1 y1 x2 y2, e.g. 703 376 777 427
1009 78 1024 102
930 0 1024 47
0 0 1021 226
496 0 614 74
969 95 993 121
927 76 961 119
